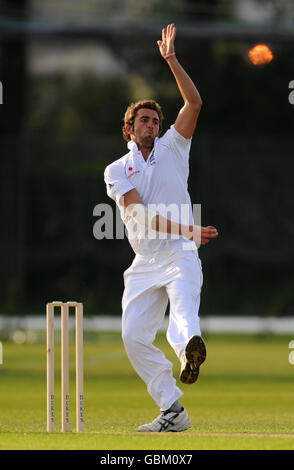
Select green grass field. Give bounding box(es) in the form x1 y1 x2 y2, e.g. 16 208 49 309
0 331 294 450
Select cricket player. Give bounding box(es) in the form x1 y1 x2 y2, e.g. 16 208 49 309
104 24 218 432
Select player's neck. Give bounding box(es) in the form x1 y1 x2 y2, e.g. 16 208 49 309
136 142 153 161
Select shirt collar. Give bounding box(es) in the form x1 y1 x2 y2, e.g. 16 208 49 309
127 137 158 153
127 140 139 152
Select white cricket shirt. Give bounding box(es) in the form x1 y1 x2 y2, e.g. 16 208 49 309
104 125 197 256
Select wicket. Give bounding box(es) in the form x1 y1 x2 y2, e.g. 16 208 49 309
46 301 84 432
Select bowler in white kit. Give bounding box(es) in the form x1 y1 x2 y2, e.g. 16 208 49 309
104 24 218 432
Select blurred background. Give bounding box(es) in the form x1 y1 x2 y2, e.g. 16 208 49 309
0 0 294 328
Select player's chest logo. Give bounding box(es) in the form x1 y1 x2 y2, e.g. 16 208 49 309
126 165 141 179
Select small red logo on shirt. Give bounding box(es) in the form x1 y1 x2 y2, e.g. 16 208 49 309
128 167 133 171
128 170 140 178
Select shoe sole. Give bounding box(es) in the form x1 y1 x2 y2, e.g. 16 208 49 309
138 425 191 432
180 335 206 384
138 421 191 432
168 421 191 432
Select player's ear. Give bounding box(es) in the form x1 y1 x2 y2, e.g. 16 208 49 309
125 123 133 139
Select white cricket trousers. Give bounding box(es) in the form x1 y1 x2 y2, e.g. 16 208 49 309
122 247 203 411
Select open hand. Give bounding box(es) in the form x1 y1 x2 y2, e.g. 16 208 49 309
200 226 218 245
157 24 176 59
187 225 218 245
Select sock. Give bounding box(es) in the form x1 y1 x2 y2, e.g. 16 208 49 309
167 400 183 413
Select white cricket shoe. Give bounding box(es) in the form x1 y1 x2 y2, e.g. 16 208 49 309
138 407 191 432
180 335 206 384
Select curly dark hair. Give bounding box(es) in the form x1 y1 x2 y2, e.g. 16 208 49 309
122 100 164 142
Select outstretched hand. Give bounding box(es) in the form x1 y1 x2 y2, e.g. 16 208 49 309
200 226 218 245
187 225 219 245
157 24 176 59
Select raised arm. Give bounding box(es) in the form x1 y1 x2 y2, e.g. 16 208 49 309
157 24 202 139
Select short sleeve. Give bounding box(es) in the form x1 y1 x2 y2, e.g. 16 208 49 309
162 125 192 164
104 162 134 204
